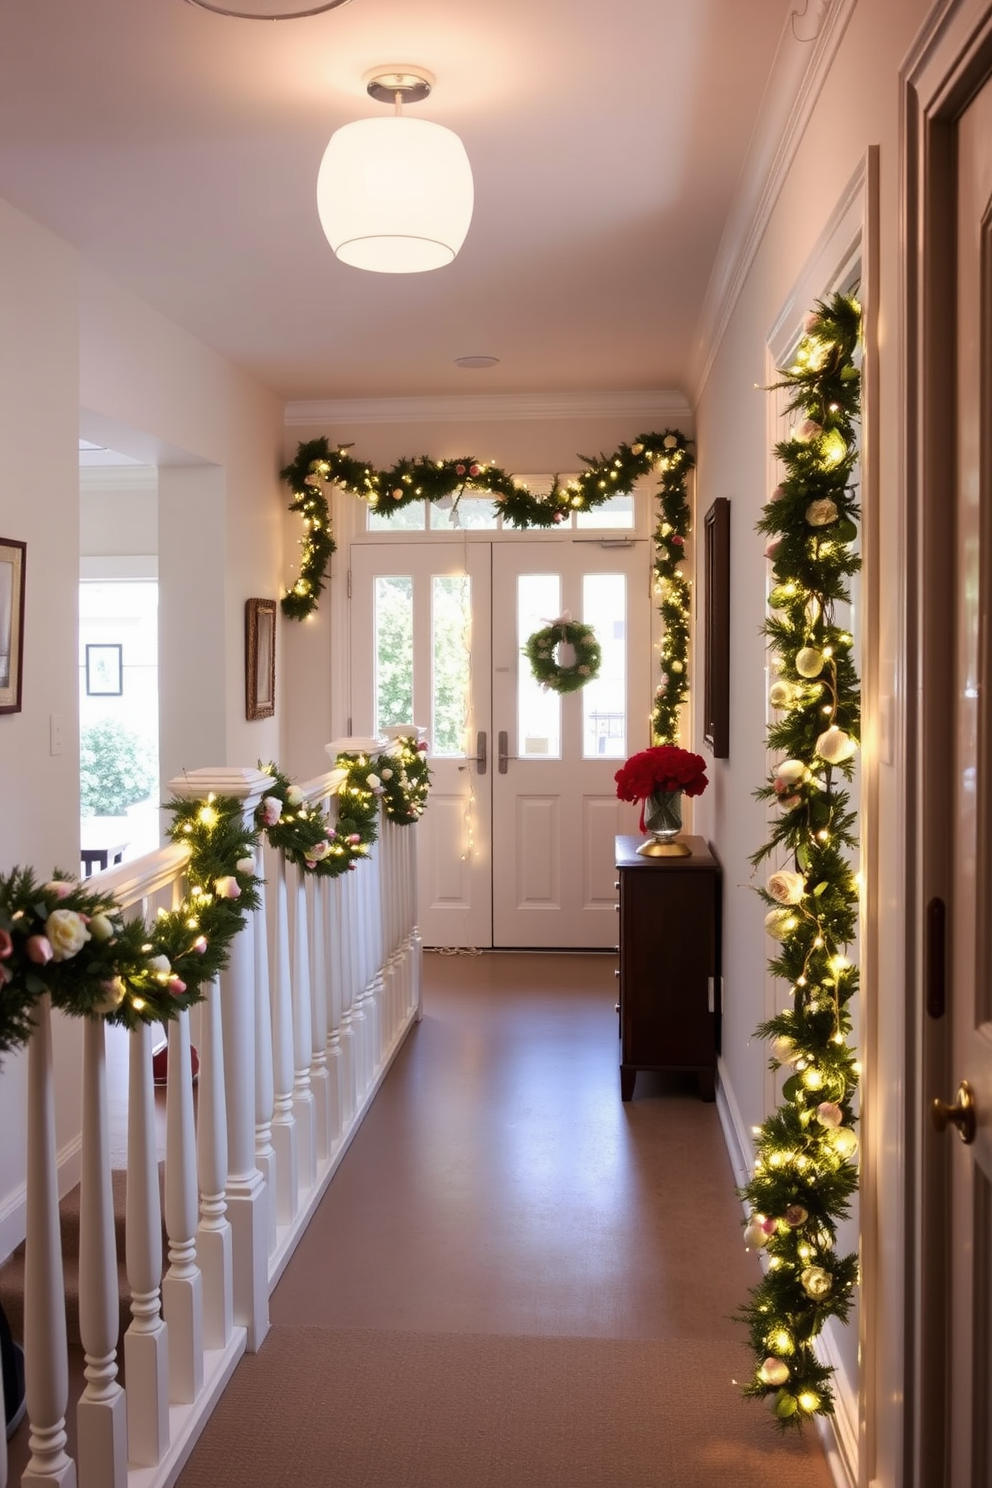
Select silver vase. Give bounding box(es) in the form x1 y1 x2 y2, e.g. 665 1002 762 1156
638 789 691 857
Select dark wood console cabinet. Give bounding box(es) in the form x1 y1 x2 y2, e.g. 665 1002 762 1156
614 835 721 1102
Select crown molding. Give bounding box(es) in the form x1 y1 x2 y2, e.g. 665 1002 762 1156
688 0 859 402
79 464 158 492
284 389 693 428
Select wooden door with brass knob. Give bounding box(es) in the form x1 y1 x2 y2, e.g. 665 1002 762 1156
922 66 992 1486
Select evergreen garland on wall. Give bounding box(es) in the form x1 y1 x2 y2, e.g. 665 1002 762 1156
280 430 695 747
737 291 863 1426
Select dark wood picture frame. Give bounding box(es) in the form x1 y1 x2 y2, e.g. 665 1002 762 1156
245 598 276 720
0 537 26 716
85 642 123 697
703 498 730 758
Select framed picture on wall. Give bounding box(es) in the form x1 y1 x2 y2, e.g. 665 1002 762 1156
0 537 26 715
86 643 123 697
245 598 276 720
703 498 730 758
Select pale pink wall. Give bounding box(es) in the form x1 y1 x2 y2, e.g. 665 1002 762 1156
692 0 932 1474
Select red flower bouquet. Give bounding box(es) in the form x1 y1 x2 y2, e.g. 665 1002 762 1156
614 745 709 802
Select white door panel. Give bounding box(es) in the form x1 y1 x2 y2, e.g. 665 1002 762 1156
351 536 648 949
490 540 648 947
350 542 493 949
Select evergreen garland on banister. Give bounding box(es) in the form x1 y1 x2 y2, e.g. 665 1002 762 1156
737 290 863 1428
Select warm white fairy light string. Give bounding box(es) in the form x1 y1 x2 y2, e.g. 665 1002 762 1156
737 291 863 1428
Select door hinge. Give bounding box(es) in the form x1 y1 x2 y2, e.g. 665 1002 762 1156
347 569 352 599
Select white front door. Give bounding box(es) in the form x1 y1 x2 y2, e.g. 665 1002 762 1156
350 536 647 949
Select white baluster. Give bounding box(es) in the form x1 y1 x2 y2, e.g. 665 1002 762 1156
195 979 232 1352
290 864 316 1189
162 1012 203 1404
269 853 298 1225
364 836 385 1073
22 996 76 1488
342 870 368 1101
220 906 269 1352
124 1020 169 1468
410 825 424 1022
308 874 331 1162
76 1017 126 1488
166 766 270 1351
326 870 350 1135
252 875 278 1256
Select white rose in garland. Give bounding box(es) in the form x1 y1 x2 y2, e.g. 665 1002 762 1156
766 870 805 906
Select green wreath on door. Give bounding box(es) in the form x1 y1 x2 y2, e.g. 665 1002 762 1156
523 615 601 694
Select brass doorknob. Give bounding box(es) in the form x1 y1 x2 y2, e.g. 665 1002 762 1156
931 1080 977 1145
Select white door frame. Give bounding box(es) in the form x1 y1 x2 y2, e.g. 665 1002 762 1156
904 3 992 1482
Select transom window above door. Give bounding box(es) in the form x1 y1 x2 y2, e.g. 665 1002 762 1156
366 484 635 532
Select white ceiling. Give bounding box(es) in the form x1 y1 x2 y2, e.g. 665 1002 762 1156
0 0 796 406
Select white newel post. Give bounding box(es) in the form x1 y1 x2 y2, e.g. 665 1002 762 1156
162 1011 203 1404
252 875 278 1256
327 738 380 1104
124 1019 169 1467
290 864 316 1188
22 996 76 1488
169 767 270 1353
194 978 232 1351
76 1017 126 1488
269 852 299 1226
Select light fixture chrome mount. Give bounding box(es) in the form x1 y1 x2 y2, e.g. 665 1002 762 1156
185 0 352 16
363 67 435 107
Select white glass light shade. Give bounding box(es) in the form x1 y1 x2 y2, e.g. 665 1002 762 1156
317 116 474 273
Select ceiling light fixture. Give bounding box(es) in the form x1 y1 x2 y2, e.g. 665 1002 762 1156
316 67 474 274
185 0 352 17
454 356 499 369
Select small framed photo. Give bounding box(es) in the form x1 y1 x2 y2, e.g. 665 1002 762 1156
86 643 123 697
0 537 26 715
703 498 730 759
245 598 276 720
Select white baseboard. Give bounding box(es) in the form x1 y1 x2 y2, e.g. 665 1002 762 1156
715 1055 753 1196
0 1133 81 1266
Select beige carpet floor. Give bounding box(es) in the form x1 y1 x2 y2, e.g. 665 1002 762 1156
176 1326 832 1488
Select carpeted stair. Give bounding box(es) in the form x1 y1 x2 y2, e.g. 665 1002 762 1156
0 1166 166 1350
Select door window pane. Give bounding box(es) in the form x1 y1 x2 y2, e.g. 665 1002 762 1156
575 492 634 528
430 496 500 530
432 575 471 755
582 573 627 758
368 501 427 531
518 574 562 759
374 576 414 731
